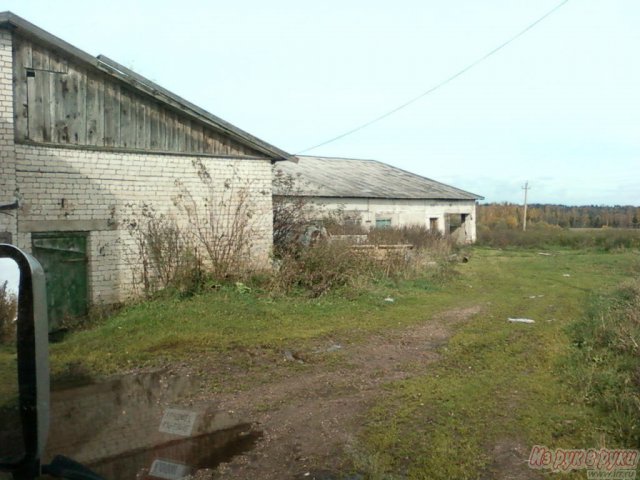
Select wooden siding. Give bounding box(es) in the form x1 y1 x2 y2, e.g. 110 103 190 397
13 36 261 157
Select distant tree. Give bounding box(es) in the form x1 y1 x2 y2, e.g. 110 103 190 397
478 204 640 230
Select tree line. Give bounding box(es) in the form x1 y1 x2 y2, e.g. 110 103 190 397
477 203 640 229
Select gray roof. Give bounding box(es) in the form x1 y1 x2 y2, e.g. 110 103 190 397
0 11 291 161
274 156 483 200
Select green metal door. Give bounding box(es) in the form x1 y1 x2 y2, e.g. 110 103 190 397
32 232 88 329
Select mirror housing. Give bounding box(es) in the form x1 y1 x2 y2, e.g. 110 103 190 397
0 244 49 479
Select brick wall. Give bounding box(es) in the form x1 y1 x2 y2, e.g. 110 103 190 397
0 28 275 307
0 29 16 242
13 144 273 304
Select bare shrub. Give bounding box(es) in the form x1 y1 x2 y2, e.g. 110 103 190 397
0 281 17 343
272 240 377 297
272 167 315 256
271 220 458 296
174 159 256 280
122 203 201 296
367 224 454 253
321 208 366 235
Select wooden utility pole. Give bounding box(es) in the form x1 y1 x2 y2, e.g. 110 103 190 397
522 181 530 231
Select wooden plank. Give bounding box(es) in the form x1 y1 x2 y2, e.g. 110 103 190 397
13 37 32 141
169 111 179 151
148 102 159 149
128 90 138 149
85 74 104 146
29 46 50 142
65 68 86 144
52 62 69 143
119 88 134 148
164 110 174 151
145 101 152 149
48 52 65 143
135 100 145 149
185 118 193 152
26 74 37 141
221 132 231 155
103 81 120 147
175 115 186 152
203 128 215 154
194 123 204 153
158 107 167 150
230 139 243 156
208 130 222 155
95 54 289 160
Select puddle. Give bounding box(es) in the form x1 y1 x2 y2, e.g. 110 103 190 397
89 424 261 479
43 370 255 479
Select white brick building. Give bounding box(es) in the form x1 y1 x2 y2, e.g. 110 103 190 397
274 156 483 243
0 13 290 323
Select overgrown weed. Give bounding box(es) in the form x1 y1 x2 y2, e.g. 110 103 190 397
566 279 640 447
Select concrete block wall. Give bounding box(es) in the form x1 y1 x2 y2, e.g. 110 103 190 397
0 29 16 242
13 144 273 304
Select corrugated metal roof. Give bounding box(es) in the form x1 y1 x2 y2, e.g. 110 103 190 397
274 156 483 200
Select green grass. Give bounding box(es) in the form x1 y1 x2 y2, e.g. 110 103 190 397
47 272 465 380
566 278 640 447
354 248 639 479
2 245 637 478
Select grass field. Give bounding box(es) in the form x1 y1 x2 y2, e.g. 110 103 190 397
355 248 639 478
2 244 638 478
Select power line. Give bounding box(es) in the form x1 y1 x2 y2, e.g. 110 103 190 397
296 0 570 155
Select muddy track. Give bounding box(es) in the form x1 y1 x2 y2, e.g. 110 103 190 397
193 306 483 479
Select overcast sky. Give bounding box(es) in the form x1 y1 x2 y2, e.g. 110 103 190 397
3 0 639 205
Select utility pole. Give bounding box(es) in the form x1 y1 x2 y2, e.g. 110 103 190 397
522 181 530 231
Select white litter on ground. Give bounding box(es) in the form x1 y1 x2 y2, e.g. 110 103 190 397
508 318 535 324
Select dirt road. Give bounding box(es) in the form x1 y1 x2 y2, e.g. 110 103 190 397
197 306 484 479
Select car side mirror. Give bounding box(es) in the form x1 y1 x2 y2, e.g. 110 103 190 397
0 244 49 480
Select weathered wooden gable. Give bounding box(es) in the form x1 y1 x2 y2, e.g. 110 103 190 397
12 35 262 157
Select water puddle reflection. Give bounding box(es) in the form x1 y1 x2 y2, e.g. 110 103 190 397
89 424 261 479
43 371 257 479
